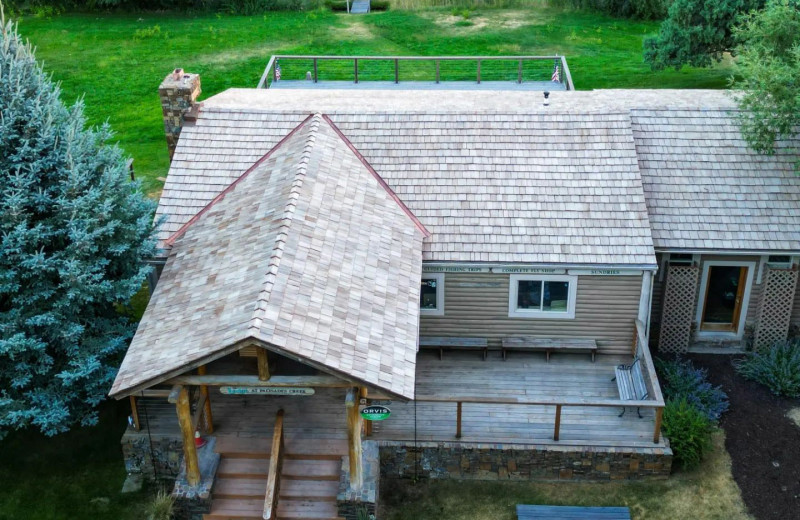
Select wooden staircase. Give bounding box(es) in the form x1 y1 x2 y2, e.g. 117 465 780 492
203 415 346 520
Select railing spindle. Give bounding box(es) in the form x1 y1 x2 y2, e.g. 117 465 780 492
517 59 523 84
313 59 318 83
394 59 399 84
354 58 359 84
476 59 481 84
435 60 440 84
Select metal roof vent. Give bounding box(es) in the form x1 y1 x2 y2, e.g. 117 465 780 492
543 91 550 107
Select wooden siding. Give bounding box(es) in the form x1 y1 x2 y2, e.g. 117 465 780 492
420 273 641 356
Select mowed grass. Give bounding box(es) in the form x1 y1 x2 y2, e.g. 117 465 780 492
381 432 752 520
0 400 149 520
16 6 733 195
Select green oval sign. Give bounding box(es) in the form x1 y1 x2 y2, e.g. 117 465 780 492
360 405 391 421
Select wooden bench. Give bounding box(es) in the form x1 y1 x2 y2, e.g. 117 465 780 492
500 337 597 362
419 336 489 360
613 357 649 418
517 504 631 519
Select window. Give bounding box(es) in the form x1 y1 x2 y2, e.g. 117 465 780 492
669 254 693 265
420 273 444 316
508 274 577 319
767 255 792 267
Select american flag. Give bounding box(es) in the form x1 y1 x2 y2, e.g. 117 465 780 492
551 64 560 83
275 61 281 81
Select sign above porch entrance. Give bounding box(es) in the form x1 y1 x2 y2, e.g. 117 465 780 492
220 386 315 396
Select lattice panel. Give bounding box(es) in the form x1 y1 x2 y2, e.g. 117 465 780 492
753 267 798 351
658 265 700 354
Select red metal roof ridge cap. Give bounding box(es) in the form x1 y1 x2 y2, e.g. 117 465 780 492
320 114 431 238
163 113 317 247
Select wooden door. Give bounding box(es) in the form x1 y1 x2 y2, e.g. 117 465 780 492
700 265 748 332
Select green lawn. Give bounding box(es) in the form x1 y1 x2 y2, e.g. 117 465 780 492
17 6 733 195
0 400 149 520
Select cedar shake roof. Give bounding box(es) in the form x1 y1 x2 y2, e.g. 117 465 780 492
110 114 426 399
157 94 664 266
631 109 800 252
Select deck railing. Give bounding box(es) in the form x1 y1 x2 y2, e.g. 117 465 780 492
257 55 574 90
415 320 665 444
263 409 285 520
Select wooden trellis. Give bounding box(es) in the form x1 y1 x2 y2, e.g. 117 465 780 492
753 267 798 351
658 265 700 354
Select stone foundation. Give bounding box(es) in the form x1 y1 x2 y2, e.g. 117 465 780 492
337 441 380 520
171 438 219 520
378 441 672 481
121 428 183 481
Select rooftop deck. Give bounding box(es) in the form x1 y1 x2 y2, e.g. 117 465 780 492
133 350 665 450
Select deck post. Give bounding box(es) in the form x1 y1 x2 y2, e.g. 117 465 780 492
197 365 214 433
176 386 201 486
256 348 271 381
456 401 462 438
553 404 562 441
129 396 140 431
653 407 663 443
345 387 363 490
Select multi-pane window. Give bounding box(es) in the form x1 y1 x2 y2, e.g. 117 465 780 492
420 273 445 315
509 275 577 318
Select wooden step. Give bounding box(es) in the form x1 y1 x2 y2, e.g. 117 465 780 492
282 459 340 481
218 458 268 479
213 477 267 500
280 479 339 500
215 437 346 460
203 498 262 520
277 498 340 519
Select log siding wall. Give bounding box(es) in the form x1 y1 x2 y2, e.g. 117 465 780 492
419 272 642 356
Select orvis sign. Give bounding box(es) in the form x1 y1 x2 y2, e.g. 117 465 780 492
360 405 391 421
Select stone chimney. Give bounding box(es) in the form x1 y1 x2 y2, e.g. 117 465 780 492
158 68 201 162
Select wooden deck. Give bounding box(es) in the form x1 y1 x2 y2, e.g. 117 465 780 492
134 351 664 449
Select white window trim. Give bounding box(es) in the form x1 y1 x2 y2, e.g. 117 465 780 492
508 274 578 319
695 260 756 339
420 273 445 316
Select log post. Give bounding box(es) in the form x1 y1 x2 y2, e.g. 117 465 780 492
359 387 372 436
456 402 462 439
553 404 562 441
257 347 271 381
345 387 363 490
653 407 663 444
176 386 201 486
129 396 140 431
197 365 214 433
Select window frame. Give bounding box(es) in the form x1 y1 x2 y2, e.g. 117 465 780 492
508 274 578 319
419 273 445 316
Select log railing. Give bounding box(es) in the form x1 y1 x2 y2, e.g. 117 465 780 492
263 409 285 520
257 55 575 90
416 320 666 444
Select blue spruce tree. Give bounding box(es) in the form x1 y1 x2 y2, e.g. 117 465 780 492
0 10 157 436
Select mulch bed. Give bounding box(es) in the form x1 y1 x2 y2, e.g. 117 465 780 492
689 354 800 520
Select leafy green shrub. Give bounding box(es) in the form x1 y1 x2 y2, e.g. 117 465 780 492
735 340 800 398
662 398 714 470
325 0 389 10
565 0 672 20
656 357 729 422
144 488 174 520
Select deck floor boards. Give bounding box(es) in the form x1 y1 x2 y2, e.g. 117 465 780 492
134 351 664 449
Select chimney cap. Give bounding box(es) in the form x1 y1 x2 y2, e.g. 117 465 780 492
172 68 184 80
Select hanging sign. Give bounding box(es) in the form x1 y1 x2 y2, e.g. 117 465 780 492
360 405 391 421
491 267 565 274
568 269 642 276
219 386 315 396
422 265 490 273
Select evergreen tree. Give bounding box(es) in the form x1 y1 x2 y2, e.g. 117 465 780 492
733 0 800 156
644 0 764 70
0 8 156 437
